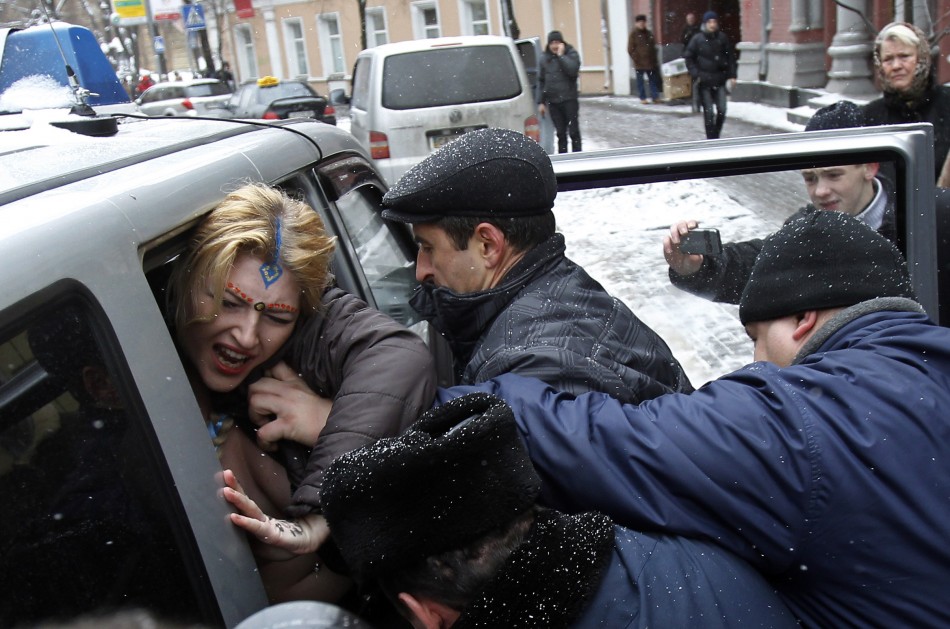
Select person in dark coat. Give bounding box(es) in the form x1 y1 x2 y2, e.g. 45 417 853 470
662 99 950 326
380 127 692 403
317 393 799 629
537 30 582 153
441 210 950 627
862 22 950 184
627 15 661 104
683 11 736 139
681 11 701 49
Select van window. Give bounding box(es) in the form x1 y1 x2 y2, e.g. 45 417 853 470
0 298 208 626
351 56 372 110
382 45 522 109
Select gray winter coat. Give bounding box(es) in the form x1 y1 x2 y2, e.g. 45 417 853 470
410 234 692 403
538 44 581 105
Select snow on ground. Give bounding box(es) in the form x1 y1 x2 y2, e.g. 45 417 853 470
553 177 783 387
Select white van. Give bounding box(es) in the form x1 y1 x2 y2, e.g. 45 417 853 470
349 35 540 185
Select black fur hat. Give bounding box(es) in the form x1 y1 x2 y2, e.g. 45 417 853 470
804 100 864 132
739 210 915 325
321 393 541 582
381 128 557 223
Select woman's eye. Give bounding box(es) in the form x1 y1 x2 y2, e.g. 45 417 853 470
222 299 241 310
266 314 294 325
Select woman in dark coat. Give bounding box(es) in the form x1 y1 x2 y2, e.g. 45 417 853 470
862 22 950 183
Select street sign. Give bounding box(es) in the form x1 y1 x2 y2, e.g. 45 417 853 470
154 35 165 54
111 0 147 26
182 4 207 31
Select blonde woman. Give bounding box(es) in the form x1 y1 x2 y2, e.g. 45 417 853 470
169 182 437 603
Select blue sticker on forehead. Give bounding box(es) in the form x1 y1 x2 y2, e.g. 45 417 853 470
259 217 284 288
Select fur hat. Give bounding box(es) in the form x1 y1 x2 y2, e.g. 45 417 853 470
804 100 864 132
739 210 915 325
381 128 557 223
702 11 718 23
321 393 541 582
547 30 564 44
873 22 933 100
635 14 647 22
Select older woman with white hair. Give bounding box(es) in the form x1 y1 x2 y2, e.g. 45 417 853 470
862 22 950 183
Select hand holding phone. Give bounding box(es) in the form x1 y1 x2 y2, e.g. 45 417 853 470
678 227 722 256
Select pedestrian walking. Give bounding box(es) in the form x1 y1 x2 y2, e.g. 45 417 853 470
627 15 662 104
537 30 582 153
684 11 737 139
680 12 702 112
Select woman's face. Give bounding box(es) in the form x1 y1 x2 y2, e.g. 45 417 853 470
879 38 918 92
178 253 301 393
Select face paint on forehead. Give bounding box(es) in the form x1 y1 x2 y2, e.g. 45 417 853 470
260 216 284 288
226 281 300 314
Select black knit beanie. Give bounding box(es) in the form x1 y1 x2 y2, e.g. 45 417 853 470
703 11 718 22
739 210 916 325
547 30 564 44
321 393 541 583
804 100 864 132
381 127 557 223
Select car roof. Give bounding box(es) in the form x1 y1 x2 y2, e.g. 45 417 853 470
359 34 516 57
148 78 225 89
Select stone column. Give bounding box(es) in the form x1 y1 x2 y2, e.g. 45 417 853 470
824 0 877 96
263 4 284 80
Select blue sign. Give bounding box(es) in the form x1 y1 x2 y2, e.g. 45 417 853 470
182 4 206 31
153 35 165 54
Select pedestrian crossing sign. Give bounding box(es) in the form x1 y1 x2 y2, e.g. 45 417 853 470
182 4 206 31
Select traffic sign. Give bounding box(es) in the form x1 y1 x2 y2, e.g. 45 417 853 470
182 4 206 31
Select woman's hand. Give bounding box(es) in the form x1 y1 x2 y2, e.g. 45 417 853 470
247 361 332 451
222 469 331 558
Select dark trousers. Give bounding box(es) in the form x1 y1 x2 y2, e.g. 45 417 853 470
699 84 728 139
635 69 661 101
548 99 582 153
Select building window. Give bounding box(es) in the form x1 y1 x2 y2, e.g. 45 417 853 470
235 24 258 79
462 0 489 36
412 2 441 39
284 18 309 78
366 7 388 47
318 14 346 75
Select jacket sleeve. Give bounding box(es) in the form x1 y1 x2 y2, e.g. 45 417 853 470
437 371 815 574
559 49 581 79
284 287 438 515
668 238 764 303
683 38 698 78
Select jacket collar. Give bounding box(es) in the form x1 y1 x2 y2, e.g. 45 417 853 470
410 234 566 367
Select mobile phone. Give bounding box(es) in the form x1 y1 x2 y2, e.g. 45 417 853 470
679 228 722 256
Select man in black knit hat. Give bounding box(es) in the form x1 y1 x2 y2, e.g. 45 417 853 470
320 392 798 629
443 211 950 627
537 30 582 153
382 126 692 403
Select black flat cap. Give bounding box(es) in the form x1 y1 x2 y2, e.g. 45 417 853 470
381 128 557 223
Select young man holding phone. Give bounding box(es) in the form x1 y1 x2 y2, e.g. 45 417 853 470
664 101 894 304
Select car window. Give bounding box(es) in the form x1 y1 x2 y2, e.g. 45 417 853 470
258 82 314 104
0 297 209 627
187 82 231 97
140 87 162 103
351 56 371 110
382 45 522 109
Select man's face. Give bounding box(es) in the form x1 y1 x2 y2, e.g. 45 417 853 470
706 18 719 32
745 317 801 367
412 223 489 294
686 13 696 25
800 164 877 216
636 19 646 30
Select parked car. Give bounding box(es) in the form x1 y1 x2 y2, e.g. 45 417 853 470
135 78 233 117
0 87 941 629
210 76 336 125
348 35 540 184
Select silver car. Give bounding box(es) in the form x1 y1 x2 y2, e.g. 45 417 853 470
135 78 232 116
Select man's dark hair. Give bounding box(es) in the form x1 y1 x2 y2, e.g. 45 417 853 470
378 508 537 613
435 211 556 252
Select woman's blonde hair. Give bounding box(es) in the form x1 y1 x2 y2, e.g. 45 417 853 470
168 182 336 330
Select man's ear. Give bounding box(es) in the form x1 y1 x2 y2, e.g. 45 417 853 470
472 222 508 268
865 162 880 179
398 592 453 629
792 310 820 342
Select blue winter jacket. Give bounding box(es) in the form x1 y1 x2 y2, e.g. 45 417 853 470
578 528 798 628
440 302 950 627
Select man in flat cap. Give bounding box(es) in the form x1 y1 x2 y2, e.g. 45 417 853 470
319 392 798 629
443 211 950 627
382 127 692 404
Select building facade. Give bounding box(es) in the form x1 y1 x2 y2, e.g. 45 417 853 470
207 0 949 103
